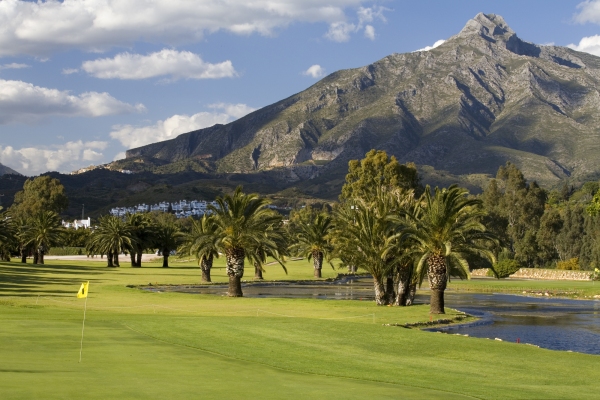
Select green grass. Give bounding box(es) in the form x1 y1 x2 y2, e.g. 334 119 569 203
1 259 599 399
449 277 600 298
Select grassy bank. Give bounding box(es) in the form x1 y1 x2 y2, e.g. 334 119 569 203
449 277 600 299
1 259 599 399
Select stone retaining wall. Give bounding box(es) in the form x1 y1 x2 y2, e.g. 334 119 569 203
470 268 591 281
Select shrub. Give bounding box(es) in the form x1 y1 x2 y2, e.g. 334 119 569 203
488 259 521 278
556 257 580 271
47 247 84 256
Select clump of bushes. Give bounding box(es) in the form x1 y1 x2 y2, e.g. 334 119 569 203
487 259 521 278
557 257 580 271
47 247 84 256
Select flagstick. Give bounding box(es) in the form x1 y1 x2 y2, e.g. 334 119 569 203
79 295 88 363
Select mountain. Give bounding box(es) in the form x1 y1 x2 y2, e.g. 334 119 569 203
122 13 600 191
0 163 21 176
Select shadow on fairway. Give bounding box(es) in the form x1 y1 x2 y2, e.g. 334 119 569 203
0 262 104 297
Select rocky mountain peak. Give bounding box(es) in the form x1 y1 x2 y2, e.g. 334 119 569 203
458 12 514 39
451 12 542 58
122 12 600 191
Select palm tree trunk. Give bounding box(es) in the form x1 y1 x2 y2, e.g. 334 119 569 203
33 251 38 264
427 254 447 314
113 252 120 267
39 248 44 265
395 264 411 306
107 251 114 267
312 250 323 278
20 248 27 263
136 251 143 267
385 275 395 305
200 254 212 282
254 262 263 280
373 276 387 305
130 252 137 267
226 247 245 297
162 250 169 267
405 283 417 306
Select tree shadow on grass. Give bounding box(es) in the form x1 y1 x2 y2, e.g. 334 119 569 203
0 262 107 297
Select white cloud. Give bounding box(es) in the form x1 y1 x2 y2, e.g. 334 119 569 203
357 6 387 24
325 21 356 42
0 79 145 124
302 64 326 78
208 102 256 118
0 0 379 57
364 25 375 40
81 49 236 80
0 63 29 70
110 103 256 149
568 35 600 56
574 0 600 24
414 39 446 52
62 68 79 75
325 5 387 42
0 140 108 175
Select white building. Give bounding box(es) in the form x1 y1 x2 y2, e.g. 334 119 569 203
62 217 91 230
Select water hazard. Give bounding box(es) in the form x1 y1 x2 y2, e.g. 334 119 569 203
434 292 600 355
146 277 600 355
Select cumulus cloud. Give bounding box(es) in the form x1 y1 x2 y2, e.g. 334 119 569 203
414 39 446 52
0 140 107 175
325 5 387 42
325 22 357 42
0 63 29 70
573 0 600 24
302 64 326 78
0 79 145 124
0 0 380 57
62 68 79 75
110 103 256 149
81 49 236 80
568 35 600 56
364 25 375 40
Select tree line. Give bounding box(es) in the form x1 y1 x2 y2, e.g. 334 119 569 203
1 150 600 314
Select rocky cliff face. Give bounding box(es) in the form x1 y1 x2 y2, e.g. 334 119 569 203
125 13 600 187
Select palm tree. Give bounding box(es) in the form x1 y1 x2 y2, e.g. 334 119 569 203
154 220 183 268
179 215 221 282
404 185 498 314
289 213 334 278
0 212 14 261
25 211 64 264
334 192 407 305
7 216 32 263
247 221 289 280
209 186 282 297
125 213 155 267
87 215 134 267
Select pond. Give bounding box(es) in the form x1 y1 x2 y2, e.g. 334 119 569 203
145 277 600 355
432 292 600 355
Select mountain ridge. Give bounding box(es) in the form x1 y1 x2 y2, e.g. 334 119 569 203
122 12 600 191
0 162 21 176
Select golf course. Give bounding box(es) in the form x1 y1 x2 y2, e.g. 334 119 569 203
1 258 599 399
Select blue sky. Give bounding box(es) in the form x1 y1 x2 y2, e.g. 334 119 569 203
2 0 600 176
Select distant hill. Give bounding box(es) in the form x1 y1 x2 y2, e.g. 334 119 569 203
0 163 21 176
121 13 600 193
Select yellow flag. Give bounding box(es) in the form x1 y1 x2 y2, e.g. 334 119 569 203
77 281 89 299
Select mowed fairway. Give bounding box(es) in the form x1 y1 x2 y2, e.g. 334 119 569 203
1 259 599 399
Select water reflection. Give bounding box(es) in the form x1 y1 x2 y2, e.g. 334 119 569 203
146 278 600 355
